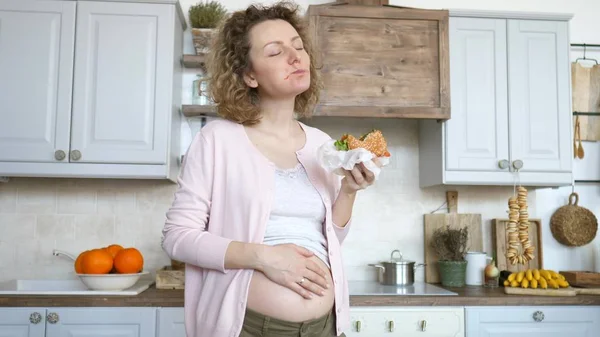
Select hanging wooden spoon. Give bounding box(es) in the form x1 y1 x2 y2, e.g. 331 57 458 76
574 115 579 158
577 118 585 159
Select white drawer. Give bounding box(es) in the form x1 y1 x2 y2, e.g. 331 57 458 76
466 306 600 324
347 307 464 337
465 306 600 337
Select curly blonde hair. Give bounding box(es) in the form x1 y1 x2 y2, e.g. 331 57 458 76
206 1 321 125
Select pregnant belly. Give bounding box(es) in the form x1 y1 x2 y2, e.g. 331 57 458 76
246 255 335 322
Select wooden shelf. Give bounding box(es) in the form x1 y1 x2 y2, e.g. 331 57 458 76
182 54 206 69
181 104 217 117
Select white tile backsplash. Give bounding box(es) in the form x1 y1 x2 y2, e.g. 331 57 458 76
0 118 524 283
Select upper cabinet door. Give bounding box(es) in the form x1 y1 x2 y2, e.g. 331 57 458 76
446 17 509 171
0 0 75 163
70 1 173 164
507 20 572 173
307 4 450 119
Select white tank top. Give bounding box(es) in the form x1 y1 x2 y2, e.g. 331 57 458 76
262 163 330 268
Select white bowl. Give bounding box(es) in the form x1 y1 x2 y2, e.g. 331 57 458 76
76 272 148 291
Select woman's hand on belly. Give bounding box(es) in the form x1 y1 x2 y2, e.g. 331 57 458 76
248 255 335 322
257 243 329 299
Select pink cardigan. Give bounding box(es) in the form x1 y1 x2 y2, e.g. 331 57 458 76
162 119 351 337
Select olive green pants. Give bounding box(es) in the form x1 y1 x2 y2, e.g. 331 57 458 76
239 308 345 337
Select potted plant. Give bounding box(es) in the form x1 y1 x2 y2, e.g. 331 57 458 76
430 225 469 287
189 1 228 55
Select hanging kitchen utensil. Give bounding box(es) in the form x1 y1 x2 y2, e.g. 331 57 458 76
574 115 579 158
550 192 598 247
368 250 426 286
577 118 585 159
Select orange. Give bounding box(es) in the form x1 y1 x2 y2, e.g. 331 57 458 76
113 248 144 274
81 248 113 274
104 244 124 259
74 250 89 274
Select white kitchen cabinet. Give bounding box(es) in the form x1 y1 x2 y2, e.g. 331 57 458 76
0 308 156 337
70 1 173 165
157 308 185 337
44 307 156 337
419 11 573 187
0 1 76 164
465 306 600 337
0 308 46 337
0 0 185 181
507 20 572 174
346 307 464 337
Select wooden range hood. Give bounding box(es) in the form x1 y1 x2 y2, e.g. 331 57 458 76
307 0 450 119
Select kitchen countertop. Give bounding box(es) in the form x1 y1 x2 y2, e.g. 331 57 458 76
2 282 600 307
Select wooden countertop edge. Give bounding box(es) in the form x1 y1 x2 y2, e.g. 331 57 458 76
349 295 600 306
2 286 600 307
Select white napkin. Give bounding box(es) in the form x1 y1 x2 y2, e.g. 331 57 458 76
316 139 390 180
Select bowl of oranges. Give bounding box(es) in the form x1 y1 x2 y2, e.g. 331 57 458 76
74 244 146 291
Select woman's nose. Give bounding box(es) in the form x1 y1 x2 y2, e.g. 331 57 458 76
287 47 300 64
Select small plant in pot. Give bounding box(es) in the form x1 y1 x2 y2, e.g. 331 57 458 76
430 225 469 287
189 1 228 54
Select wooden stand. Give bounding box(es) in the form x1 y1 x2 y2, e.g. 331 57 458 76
155 266 185 290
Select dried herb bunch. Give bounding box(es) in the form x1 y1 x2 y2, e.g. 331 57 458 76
430 226 469 261
189 1 228 29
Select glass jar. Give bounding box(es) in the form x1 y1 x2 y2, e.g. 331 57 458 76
192 75 210 105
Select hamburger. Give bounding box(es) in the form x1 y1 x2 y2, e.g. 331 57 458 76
334 130 390 157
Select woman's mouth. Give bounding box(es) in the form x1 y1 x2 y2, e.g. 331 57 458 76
285 69 307 80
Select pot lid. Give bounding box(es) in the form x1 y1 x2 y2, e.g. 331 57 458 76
384 250 414 265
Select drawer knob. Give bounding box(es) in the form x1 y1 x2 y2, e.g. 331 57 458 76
29 312 42 324
533 311 545 322
512 159 523 170
47 312 59 324
420 319 427 332
54 150 66 161
70 150 81 161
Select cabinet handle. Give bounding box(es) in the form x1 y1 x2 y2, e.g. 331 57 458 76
533 311 545 322
512 159 523 170
355 320 361 332
388 320 395 332
420 320 427 332
29 312 42 324
497 159 509 169
47 312 59 324
54 150 66 161
70 150 81 161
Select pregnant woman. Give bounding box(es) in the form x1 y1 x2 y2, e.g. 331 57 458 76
161 2 380 337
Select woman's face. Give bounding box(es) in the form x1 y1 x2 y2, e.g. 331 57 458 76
244 19 311 99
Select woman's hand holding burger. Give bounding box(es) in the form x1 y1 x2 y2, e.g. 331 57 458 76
334 130 389 194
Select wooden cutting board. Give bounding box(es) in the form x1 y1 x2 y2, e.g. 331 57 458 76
505 287 577 296
505 286 600 296
424 213 483 283
492 219 543 273
571 63 600 141
575 287 600 295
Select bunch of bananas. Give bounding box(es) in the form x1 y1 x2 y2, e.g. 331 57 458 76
503 269 570 289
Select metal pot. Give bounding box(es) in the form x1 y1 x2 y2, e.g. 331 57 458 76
368 250 426 286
